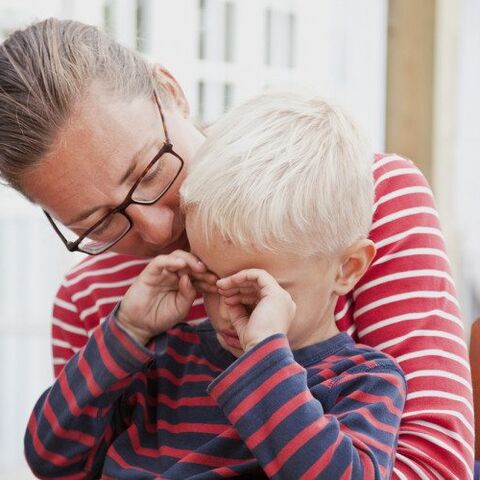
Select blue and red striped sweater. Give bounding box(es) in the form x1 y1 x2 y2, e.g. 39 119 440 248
25 313 406 479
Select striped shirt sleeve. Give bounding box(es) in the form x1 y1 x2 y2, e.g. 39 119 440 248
350 155 474 479
51 281 90 378
25 314 153 480
50 254 151 377
209 335 406 479
50 254 206 378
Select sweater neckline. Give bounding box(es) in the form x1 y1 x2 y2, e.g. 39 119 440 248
192 320 354 370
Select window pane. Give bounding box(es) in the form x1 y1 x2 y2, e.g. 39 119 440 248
136 0 149 52
224 1 235 62
103 0 114 36
265 8 297 69
197 80 205 119
265 8 272 66
198 0 206 59
288 12 296 68
197 0 234 62
224 83 234 111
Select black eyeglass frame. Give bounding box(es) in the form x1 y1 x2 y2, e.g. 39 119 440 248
43 91 184 255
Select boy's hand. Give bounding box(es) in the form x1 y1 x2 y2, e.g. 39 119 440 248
116 250 207 344
217 269 296 352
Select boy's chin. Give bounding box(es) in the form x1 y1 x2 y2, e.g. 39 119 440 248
216 333 244 358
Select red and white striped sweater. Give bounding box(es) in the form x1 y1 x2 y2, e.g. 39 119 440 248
51 154 474 479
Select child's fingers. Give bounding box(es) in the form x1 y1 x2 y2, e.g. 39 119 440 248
216 273 246 290
182 269 219 293
217 276 259 291
218 270 280 299
169 250 207 273
218 285 257 297
223 294 257 306
227 303 249 332
191 271 218 285
143 256 187 284
149 250 206 276
150 255 186 271
179 273 196 300
192 280 218 294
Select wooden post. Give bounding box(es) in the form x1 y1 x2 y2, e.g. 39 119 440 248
386 0 436 182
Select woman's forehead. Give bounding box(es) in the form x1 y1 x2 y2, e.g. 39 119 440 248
22 93 160 219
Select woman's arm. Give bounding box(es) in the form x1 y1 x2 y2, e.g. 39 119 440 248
347 154 474 479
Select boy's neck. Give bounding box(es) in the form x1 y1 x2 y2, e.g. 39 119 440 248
288 296 341 350
290 319 340 350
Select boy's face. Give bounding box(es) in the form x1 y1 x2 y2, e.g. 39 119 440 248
186 213 340 357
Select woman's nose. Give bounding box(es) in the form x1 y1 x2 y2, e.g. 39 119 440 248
127 203 175 246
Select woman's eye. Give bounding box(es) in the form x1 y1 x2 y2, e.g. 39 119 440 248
93 219 111 234
142 160 165 184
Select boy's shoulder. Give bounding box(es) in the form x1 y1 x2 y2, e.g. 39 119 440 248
372 153 429 202
337 340 403 374
306 333 405 385
306 335 406 410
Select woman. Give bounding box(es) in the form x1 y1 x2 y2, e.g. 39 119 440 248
0 18 473 479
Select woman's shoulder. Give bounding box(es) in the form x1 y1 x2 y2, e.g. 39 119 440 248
372 153 430 199
61 252 149 292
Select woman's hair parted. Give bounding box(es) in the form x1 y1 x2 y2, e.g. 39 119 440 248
0 18 157 192
181 90 374 258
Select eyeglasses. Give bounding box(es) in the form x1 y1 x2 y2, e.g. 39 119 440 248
43 91 184 255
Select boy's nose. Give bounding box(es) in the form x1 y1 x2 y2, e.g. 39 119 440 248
218 296 230 320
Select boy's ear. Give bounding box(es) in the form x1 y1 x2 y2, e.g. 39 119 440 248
153 64 190 117
333 239 376 296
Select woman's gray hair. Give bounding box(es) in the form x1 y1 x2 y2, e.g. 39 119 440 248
0 18 158 192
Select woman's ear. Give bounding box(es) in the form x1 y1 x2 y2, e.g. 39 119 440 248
333 239 376 296
153 64 190 117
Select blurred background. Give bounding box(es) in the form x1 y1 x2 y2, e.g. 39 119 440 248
0 0 478 477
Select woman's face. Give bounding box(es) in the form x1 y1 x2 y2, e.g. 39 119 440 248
22 83 205 257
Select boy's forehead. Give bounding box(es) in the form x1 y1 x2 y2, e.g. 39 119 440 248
185 211 322 283
191 231 250 277
186 214 260 274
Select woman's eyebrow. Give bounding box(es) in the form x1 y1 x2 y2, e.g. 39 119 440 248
117 139 156 186
65 140 156 226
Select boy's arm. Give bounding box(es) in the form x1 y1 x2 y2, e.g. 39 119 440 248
209 335 406 480
25 313 154 479
28 251 203 478
348 155 473 478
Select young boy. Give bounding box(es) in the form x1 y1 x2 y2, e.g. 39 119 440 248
25 91 406 479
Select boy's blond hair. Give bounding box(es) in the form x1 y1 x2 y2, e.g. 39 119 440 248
181 90 374 257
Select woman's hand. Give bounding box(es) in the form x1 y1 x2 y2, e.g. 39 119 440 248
116 250 206 344
217 269 296 351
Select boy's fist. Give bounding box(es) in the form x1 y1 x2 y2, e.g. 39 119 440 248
217 269 296 352
116 250 208 344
